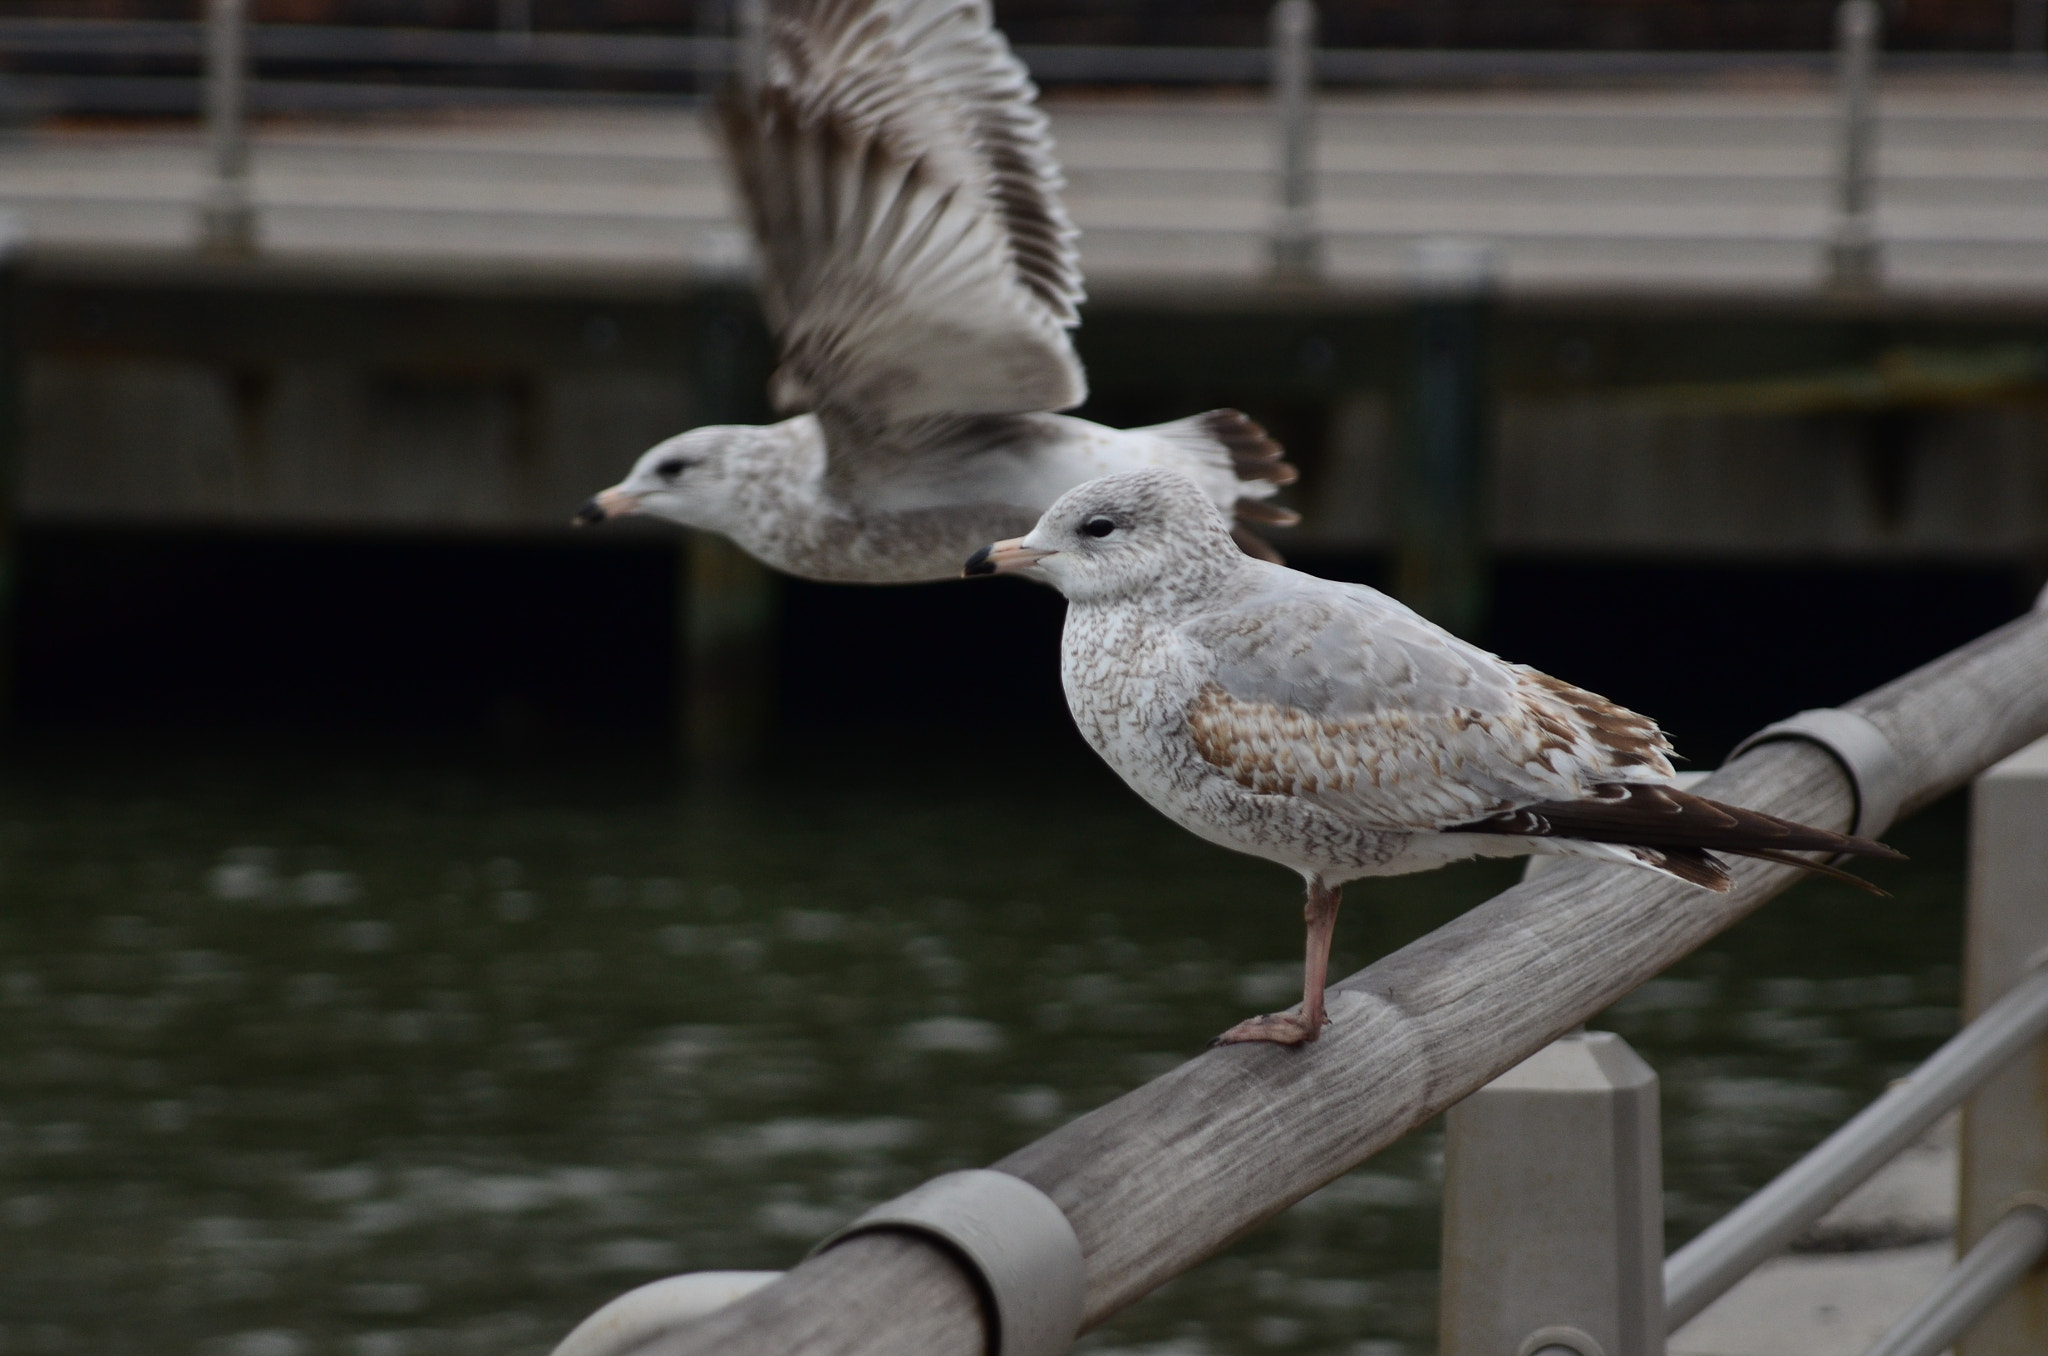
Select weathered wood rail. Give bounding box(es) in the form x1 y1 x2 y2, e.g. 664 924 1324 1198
638 593 2048 1355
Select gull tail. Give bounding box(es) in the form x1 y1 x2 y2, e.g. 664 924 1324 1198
1454 782 1906 896
1138 409 1301 561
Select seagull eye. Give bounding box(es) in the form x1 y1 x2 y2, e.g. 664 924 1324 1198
655 457 688 480
1081 515 1117 539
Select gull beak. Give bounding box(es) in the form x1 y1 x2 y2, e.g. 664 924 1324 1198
964 538 1056 577
572 487 640 527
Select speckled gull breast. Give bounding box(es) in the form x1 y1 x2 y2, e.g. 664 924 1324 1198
572 0 1298 582
966 469 1904 1047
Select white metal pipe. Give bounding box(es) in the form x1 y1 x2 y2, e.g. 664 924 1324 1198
1860 1205 2048 1356
1268 0 1319 279
1664 964 2048 1329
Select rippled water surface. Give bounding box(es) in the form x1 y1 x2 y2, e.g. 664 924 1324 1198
0 740 1964 1356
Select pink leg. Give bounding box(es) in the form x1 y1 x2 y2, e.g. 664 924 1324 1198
1214 878 1343 1048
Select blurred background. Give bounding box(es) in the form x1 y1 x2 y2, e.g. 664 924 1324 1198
0 2 2040 1354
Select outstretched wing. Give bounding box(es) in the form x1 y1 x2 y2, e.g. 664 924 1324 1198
722 0 1086 441
1180 580 1678 832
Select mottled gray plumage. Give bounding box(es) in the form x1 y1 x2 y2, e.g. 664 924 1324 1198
577 0 1296 581
971 469 1901 1044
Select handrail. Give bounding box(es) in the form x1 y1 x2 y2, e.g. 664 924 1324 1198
1663 962 2048 1328
610 594 2048 1355
1861 1204 2048 1356
0 18 2029 107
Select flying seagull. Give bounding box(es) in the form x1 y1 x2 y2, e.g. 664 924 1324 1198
573 0 1298 581
966 469 1903 1047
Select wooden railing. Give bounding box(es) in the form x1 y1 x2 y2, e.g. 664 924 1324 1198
580 590 2048 1355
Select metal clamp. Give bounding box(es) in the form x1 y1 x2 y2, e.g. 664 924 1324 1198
813 1170 1083 1356
1728 707 1905 838
1519 1328 1606 1356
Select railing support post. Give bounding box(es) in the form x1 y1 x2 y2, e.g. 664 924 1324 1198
1826 0 1882 290
1439 1030 1664 1356
199 0 256 256
0 215 22 740
1267 0 1320 281
1957 734 2048 1356
2016 0 2047 70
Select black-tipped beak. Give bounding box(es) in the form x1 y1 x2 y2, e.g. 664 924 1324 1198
963 537 1056 578
572 498 607 527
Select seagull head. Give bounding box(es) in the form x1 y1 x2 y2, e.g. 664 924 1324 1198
573 427 744 531
964 469 1242 605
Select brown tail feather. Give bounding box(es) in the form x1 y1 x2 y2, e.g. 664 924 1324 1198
1637 845 1733 891
1738 848 1891 897
1235 496 1302 528
1201 409 1299 486
1231 526 1286 564
1454 782 1904 862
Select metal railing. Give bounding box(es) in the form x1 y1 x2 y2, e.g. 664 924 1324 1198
536 553 2048 1352
101 0 1911 298
1661 966 2048 1330
0 10 2034 117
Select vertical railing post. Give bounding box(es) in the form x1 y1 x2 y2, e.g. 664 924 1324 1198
1957 734 2048 1356
199 0 256 256
735 0 769 92
1397 237 1494 638
0 214 24 739
680 290 777 766
496 0 534 46
1268 0 1321 281
1826 0 1882 290
2016 0 2047 70
1440 1030 1665 1356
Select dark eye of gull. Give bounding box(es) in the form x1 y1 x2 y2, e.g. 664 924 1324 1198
655 457 688 480
1081 515 1117 538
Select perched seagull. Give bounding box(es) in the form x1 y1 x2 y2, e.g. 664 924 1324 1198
573 0 1298 581
966 469 1903 1047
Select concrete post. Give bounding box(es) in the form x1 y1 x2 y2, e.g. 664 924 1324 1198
1440 1030 1664 1356
199 0 256 256
1397 237 1494 639
1268 0 1321 280
1957 734 2048 1356
1826 0 1882 290
681 291 776 764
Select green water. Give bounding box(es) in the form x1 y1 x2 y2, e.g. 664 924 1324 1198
0 738 1964 1356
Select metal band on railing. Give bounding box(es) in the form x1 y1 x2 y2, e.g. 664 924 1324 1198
813 1170 1083 1356
550 1271 783 1356
1728 707 1905 838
